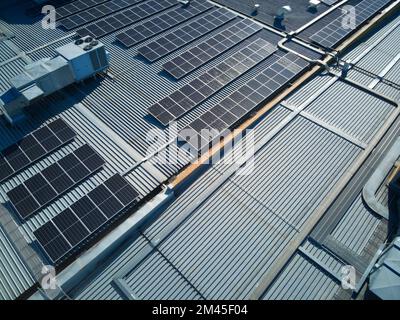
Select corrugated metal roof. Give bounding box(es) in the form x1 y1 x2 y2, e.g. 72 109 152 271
0 0 398 301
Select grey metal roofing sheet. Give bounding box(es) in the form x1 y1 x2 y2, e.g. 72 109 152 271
70 107 361 300
331 194 381 254
0 224 35 300
0 41 17 62
262 252 341 300
303 80 396 144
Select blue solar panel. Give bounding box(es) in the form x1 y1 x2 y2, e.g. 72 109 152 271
138 8 236 62
116 0 213 47
310 0 392 48
74 0 177 38
179 53 309 150
0 119 76 184
7 144 104 220
149 37 277 125
33 174 139 263
162 19 262 79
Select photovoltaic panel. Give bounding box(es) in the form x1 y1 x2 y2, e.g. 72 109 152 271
149 38 277 125
162 19 262 79
7 144 105 220
137 8 236 62
59 0 143 30
74 0 177 38
115 0 213 48
33 174 139 263
310 0 391 48
179 53 309 150
0 119 76 184
56 0 108 20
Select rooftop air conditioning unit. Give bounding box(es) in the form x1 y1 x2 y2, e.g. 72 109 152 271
0 36 110 124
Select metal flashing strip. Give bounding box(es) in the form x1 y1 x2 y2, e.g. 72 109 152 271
369 52 400 88
281 101 368 149
75 103 168 183
113 278 137 300
323 235 370 272
298 245 343 283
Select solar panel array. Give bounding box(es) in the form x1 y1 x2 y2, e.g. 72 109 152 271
0 119 76 184
179 53 309 149
7 145 105 220
34 174 139 262
115 0 213 48
59 0 143 30
56 0 108 20
75 0 177 38
138 8 236 62
310 0 391 48
149 38 277 125
162 19 262 79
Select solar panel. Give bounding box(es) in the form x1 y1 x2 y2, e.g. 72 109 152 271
33 174 139 263
115 0 213 48
74 0 177 38
310 0 391 48
179 53 309 150
7 144 105 220
162 19 262 79
56 0 108 20
137 8 236 62
149 38 277 125
0 119 76 184
59 0 143 30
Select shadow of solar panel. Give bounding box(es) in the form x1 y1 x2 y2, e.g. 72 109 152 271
7 144 104 220
75 0 176 38
138 8 237 61
149 38 277 125
116 0 213 48
33 174 139 263
180 53 309 150
310 0 391 48
162 19 262 79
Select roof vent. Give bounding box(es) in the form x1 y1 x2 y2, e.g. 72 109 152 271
178 0 190 5
91 40 99 47
74 39 84 45
84 37 93 43
83 44 93 51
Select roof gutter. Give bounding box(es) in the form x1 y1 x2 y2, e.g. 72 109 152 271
362 137 400 220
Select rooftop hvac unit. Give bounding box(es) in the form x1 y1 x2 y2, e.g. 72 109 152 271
0 36 110 124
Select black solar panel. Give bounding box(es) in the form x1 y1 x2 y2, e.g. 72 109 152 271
33 174 139 263
179 53 309 150
74 0 177 38
162 19 262 79
0 119 76 184
149 38 277 125
115 0 213 48
56 0 108 20
138 8 236 62
310 0 391 48
7 144 105 220
59 0 143 30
